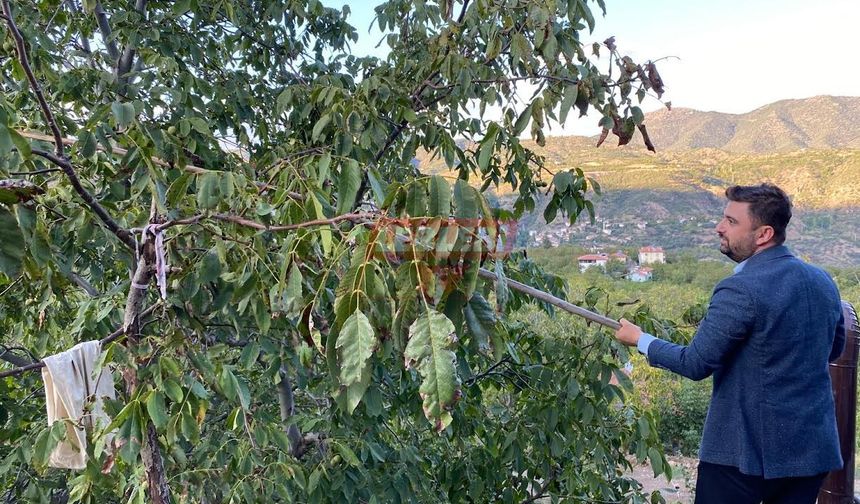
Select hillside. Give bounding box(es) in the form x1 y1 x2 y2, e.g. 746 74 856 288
633 95 860 152
414 96 860 266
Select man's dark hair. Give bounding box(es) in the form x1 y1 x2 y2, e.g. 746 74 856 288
725 184 792 244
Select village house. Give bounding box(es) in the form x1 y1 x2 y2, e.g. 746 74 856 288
638 246 665 265
628 266 654 282
577 253 608 272
610 251 628 263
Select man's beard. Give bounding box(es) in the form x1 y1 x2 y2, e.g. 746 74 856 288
719 235 756 263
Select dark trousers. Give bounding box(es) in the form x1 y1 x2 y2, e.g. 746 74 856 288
694 461 827 504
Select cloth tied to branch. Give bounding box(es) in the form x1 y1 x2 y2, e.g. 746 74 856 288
132 224 168 299
41 341 116 469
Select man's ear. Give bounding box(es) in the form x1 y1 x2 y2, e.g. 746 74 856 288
756 225 775 246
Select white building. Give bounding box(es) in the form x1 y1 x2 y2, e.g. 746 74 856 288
638 246 665 265
578 253 608 272
628 266 654 282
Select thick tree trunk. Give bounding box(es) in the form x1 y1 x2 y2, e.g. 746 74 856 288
123 233 172 504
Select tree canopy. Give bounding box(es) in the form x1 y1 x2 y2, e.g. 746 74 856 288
0 1 670 502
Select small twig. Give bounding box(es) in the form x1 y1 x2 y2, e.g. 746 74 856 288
465 355 511 387
9 168 62 176
520 469 557 504
0 275 23 297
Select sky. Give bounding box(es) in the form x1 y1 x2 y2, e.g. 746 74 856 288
327 0 860 135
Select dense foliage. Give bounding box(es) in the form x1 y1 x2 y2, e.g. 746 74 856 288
0 1 674 502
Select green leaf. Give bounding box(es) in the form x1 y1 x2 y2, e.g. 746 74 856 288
0 207 25 278
405 311 461 432
464 294 496 354
406 183 427 216
145 391 168 429
631 106 645 126
648 447 664 476
7 127 30 159
331 440 361 467
187 117 211 136
428 176 451 217
163 379 184 403
477 125 499 171
553 171 573 193
312 113 331 142
219 368 240 404
199 250 222 283
196 172 220 209
336 310 376 387
309 197 331 257
166 173 193 207
239 342 261 369
513 104 534 136
0 124 11 155
453 180 478 219
559 84 579 124
77 130 97 158
111 101 136 127
282 261 303 317
317 152 331 184
336 159 362 215
367 167 387 205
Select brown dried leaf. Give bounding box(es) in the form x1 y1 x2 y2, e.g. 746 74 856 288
613 116 635 146
596 128 610 148
638 124 656 152
603 36 616 51
647 62 665 98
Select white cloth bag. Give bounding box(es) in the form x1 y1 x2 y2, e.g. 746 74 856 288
41 341 116 469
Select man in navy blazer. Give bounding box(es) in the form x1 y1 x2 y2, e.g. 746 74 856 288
615 184 845 503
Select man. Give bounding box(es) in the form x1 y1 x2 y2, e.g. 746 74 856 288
615 184 845 504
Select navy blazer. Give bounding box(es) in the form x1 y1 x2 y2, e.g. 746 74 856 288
647 245 845 478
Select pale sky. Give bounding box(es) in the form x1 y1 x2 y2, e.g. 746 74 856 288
329 0 860 135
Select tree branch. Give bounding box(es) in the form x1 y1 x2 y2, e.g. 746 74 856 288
0 303 160 379
278 363 305 457
1 0 64 156
456 0 471 24
65 0 92 54
31 148 135 250
21 130 208 174
92 1 119 61
116 0 147 88
0 345 33 367
209 212 376 233
519 468 557 504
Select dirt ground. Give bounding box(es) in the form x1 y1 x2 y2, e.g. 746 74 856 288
630 455 860 504
630 456 697 503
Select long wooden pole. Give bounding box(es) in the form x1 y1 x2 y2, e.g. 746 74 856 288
477 268 621 330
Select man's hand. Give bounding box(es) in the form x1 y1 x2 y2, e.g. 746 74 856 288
615 318 643 347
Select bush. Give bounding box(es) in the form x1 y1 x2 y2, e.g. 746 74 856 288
630 358 711 456
655 379 711 456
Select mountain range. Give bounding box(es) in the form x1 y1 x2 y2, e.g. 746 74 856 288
417 95 860 266
632 95 860 152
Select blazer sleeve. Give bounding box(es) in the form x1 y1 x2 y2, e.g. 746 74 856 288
829 309 846 363
647 276 755 381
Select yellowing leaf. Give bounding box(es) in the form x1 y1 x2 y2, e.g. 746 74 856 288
405 311 461 432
